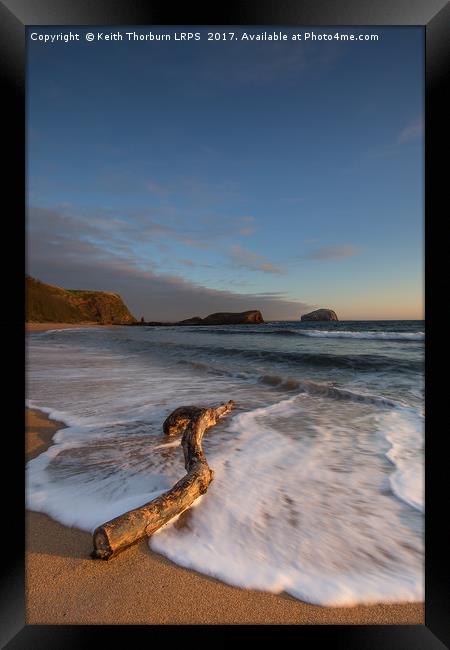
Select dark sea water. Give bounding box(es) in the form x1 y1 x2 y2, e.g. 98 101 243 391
26 320 424 605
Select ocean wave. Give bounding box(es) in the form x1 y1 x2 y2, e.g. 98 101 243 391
257 375 404 408
176 359 228 376
153 326 424 341
173 359 411 409
378 410 424 513
26 390 424 606
161 342 423 373
296 330 424 341
150 397 423 606
36 327 104 336
26 326 424 606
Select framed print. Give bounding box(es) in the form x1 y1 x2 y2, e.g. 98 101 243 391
1 0 449 647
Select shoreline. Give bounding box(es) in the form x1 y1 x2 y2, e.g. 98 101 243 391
25 407 424 625
26 322 115 332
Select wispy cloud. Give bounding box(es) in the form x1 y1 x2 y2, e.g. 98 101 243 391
237 216 257 236
30 204 259 255
27 205 310 320
397 118 423 144
304 245 360 261
199 214 258 239
145 180 170 197
230 244 285 274
179 236 211 249
361 117 424 161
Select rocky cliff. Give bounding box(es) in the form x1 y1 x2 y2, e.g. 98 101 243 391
26 276 136 324
300 308 338 322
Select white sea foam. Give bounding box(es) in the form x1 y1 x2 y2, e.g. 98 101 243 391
26 326 424 606
36 327 104 336
377 409 424 513
298 330 424 341
150 396 423 606
26 421 180 531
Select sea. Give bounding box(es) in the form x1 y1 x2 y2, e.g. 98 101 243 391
26 320 424 606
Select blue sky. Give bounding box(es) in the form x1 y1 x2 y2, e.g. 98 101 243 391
27 27 424 320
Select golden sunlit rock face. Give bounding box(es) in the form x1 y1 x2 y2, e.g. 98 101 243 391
26 275 136 324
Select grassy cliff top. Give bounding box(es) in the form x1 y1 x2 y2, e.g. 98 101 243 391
26 276 136 325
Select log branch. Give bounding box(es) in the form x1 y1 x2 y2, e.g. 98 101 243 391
91 400 235 560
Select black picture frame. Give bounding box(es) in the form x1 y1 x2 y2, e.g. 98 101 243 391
3 0 449 647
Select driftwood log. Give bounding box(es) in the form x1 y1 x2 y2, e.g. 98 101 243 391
91 400 235 560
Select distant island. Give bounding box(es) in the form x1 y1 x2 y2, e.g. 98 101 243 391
301 309 338 322
134 310 264 326
26 276 136 325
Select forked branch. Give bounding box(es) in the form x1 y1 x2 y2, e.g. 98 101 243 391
92 400 235 560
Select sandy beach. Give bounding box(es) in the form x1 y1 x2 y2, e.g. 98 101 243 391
25 405 424 625
26 322 109 332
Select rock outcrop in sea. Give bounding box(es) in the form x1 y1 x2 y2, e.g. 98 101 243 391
301 308 338 322
178 310 264 326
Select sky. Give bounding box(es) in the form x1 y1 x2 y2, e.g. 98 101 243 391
27 26 424 321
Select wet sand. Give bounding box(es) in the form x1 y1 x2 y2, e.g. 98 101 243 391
25 408 424 625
